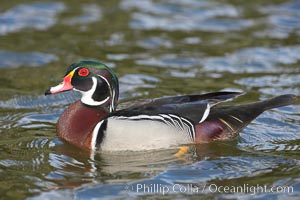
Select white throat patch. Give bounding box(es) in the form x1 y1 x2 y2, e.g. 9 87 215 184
76 77 110 106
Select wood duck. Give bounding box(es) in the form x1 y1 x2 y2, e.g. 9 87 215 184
45 61 297 152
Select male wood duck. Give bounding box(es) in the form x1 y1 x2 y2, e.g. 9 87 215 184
45 61 297 152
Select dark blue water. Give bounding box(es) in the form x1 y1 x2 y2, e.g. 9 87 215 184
0 0 299 199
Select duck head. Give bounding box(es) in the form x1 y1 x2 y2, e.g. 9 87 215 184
45 61 119 112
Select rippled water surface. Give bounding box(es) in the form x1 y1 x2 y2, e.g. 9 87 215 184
0 0 299 199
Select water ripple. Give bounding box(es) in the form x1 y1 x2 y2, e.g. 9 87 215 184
41 154 299 199
130 13 253 32
121 0 253 32
0 51 58 69
0 92 79 109
121 0 239 18
106 54 130 61
202 46 300 73
137 37 173 49
15 112 59 128
236 74 300 88
136 54 201 69
0 2 65 35
238 110 300 153
257 0 300 39
64 4 102 25
236 74 300 95
119 74 160 95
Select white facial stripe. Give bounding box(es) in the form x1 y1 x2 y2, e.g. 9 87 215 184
79 77 110 106
73 67 80 71
97 74 115 111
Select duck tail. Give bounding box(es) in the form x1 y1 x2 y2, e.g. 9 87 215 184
260 94 297 111
194 94 297 143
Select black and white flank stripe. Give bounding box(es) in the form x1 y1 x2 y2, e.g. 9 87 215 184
114 114 195 141
91 114 197 150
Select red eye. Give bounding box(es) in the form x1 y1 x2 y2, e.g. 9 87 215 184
78 68 89 77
